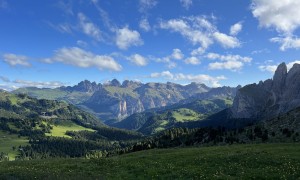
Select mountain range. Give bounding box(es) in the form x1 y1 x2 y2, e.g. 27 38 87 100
13 80 239 123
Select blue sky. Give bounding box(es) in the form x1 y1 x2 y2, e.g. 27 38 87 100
1 0 300 90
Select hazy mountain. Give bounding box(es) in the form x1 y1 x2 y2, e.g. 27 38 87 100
14 80 226 122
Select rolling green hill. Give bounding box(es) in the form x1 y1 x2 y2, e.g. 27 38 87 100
0 91 142 160
113 98 233 135
0 143 299 179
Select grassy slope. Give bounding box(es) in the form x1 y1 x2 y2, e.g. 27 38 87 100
0 143 299 179
0 131 29 160
45 121 95 138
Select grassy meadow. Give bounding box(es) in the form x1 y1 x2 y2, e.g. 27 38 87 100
0 143 299 179
45 121 95 138
0 131 29 160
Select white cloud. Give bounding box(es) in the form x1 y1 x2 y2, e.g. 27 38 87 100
160 16 241 53
207 53 252 71
258 65 277 73
13 79 65 89
251 0 300 50
230 22 242 36
78 13 101 40
116 27 143 50
209 61 243 71
213 32 241 48
171 48 184 60
150 71 226 87
2 53 31 67
129 54 148 66
191 47 205 56
45 47 122 71
180 0 192 10
287 61 300 70
139 0 157 13
185 57 200 65
152 48 184 69
270 36 300 51
259 60 300 73
139 18 151 32
150 71 174 79
207 53 252 63
251 0 300 35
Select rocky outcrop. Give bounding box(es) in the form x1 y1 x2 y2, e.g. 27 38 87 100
231 62 300 120
61 80 102 93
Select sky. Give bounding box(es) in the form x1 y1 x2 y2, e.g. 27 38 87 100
0 0 300 90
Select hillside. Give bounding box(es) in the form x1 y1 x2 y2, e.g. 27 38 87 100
0 91 142 160
113 97 233 135
1 144 299 179
13 80 238 122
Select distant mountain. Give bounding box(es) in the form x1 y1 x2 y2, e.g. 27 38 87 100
231 62 300 120
14 80 237 122
113 97 233 135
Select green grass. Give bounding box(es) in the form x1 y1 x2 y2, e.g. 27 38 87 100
45 121 95 138
172 108 201 122
0 143 300 179
0 131 29 160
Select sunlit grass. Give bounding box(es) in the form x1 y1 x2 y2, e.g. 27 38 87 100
0 143 299 179
45 121 95 138
0 131 29 160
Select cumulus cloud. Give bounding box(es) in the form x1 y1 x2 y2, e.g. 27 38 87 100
13 79 65 89
160 16 241 53
207 53 252 71
180 0 192 10
251 0 300 50
230 22 242 36
45 47 122 71
251 0 300 34
258 65 278 73
152 48 185 68
213 32 241 48
115 27 143 50
270 36 300 51
185 57 200 65
78 12 101 40
2 53 31 67
150 71 226 87
171 49 184 60
139 18 151 32
129 54 148 66
259 60 300 73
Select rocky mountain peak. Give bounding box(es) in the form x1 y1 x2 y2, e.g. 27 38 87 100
231 62 300 120
108 79 121 87
122 80 143 88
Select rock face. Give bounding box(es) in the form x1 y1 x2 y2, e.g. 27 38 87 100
61 80 102 93
85 81 212 121
231 62 300 119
